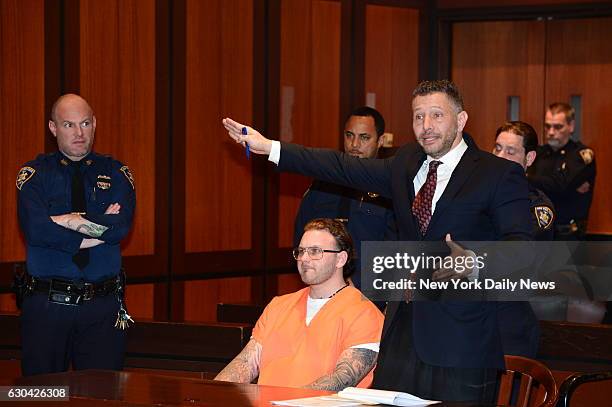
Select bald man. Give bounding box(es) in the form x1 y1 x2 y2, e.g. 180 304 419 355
16 94 136 376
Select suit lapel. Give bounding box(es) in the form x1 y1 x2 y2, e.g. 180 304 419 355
427 146 480 235
403 149 425 238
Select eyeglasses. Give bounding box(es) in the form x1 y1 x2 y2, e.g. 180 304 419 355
292 246 342 260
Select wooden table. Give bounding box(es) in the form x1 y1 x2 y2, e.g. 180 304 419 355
9 370 496 406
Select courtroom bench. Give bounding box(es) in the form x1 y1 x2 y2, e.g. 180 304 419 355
0 313 252 380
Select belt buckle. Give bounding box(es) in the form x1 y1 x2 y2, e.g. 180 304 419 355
48 280 82 306
82 283 94 301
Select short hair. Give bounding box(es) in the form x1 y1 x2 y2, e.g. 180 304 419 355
348 106 385 137
412 80 464 112
495 121 538 154
303 218 354 278
547 102 575 123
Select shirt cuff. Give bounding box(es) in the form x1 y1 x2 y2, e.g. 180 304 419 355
268 140 281 165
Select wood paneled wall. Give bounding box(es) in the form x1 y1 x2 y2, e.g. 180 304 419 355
364 5 419 146
276 0 342 249
452 20 545 151
0 0 45 264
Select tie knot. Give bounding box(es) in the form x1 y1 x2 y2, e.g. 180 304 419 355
428 160 441 173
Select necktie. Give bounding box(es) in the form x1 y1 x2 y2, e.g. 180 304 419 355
71 160 89 270
412 160 441 236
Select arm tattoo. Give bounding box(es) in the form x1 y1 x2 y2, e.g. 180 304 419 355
75 222 108 238
215 339 262 384
305 348 377 391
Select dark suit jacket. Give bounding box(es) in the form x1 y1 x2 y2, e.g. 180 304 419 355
278 134 533 369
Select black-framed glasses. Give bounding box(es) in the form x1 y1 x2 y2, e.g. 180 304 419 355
292 246 342 260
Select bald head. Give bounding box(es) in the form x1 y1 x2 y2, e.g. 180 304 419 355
50 94 94 122
48 94 96 161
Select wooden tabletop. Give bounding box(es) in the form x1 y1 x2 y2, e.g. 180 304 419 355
10 370 495 406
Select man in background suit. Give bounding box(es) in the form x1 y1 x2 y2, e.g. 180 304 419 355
222 80 532 402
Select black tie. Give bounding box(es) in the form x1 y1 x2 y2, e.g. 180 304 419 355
71 160 89 270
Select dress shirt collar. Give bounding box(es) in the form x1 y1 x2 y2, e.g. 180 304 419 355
422 136 468 174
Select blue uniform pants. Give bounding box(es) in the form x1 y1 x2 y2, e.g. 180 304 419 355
20 292 126 376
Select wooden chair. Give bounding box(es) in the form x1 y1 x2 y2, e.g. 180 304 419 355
497 355 558 407
556 371 612 407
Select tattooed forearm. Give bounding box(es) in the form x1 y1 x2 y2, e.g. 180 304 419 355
305 348 377 391
75 222 108 237
215 339 261 384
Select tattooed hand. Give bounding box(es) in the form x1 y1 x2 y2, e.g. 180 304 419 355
305 348 377 391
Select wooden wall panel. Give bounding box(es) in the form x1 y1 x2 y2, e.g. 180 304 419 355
438 0 603 8
275 273 305 296
78 0 156 256
364 5 419 147
125 283 155 320
545 18 612 234
183 278 254 322
184 0 253 253
451 20 546 151
0 0 45 263
277 0 342 248
0 294 17 313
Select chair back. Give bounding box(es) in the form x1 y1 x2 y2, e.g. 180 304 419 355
497 355 558 407
556 371 612 407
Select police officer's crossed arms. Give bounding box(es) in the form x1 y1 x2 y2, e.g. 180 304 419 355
528 103 595 240
15 94 136 376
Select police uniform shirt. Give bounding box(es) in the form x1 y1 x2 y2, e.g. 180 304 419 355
528 184 555 241
528 140 595 225
16 151 136 282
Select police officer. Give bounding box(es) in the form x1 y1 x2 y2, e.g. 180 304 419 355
493 121 555 240
528 103 596 240
492 121 553 358
293 107 397 289
16 94 136 376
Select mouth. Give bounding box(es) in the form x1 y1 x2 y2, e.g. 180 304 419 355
348 151 362 157
419 135 440 146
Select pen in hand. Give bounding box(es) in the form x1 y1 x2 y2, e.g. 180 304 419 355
242 127 250 159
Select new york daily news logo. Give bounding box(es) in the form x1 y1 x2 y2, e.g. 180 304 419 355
372 252 486 274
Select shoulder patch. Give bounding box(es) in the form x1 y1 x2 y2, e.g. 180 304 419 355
16 167 36 190
579 148 594 165
119 166 135 190
533 205 554 230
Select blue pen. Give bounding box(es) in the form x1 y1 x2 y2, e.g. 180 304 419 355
242 127 250 159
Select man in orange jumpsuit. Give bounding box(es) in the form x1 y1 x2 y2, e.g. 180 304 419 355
215 218 384 390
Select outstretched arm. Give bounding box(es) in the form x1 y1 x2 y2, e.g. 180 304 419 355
215 338 262 384
305 348 377 391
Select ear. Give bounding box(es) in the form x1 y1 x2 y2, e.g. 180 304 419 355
457 110 468 133
568 119 575 133
335 250 348 269
377 134 385 148
48 120 57 137
525 150 536 168
92 115 97 131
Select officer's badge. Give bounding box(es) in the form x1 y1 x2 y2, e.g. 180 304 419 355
16 167 36 190
97 175 112 190
120 166 135 190
579 148 594 165
367 192 380 199
534 206 554 230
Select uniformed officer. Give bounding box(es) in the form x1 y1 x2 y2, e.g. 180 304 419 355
528 103 596 240
293 107 398 289
16 94 136 376
492 121 553 358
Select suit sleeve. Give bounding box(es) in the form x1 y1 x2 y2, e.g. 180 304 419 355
17 168 83 254
278 143 393 198
85 162 136 245
491 163 533 241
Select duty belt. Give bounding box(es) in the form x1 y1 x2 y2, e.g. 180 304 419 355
27 274 119 305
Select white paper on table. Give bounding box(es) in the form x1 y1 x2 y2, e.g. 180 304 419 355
270 395 364 406
337 387 440 406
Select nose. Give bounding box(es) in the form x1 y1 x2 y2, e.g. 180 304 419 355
547 126 555 137
75 125 83 137
422 115 433 133
351 137 360 149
